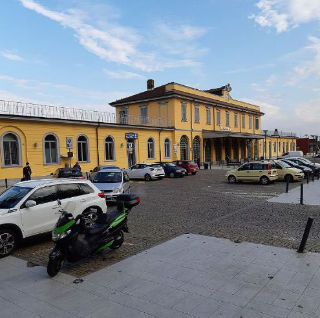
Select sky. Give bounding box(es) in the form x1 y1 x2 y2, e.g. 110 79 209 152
1 0 320 136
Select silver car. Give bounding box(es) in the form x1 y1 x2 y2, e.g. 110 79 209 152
91 168 130 202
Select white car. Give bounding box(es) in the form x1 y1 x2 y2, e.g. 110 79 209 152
125 163 165 181
0 179 107 258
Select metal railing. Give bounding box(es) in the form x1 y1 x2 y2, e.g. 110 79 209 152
264 130 296 137
0 100 173 127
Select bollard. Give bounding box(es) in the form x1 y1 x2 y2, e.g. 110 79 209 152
300 183 304 205
312 174 315 182
5 178 8 188
307 172 309 184
318 173 319 180
297 217 314 253
86 172 89 180
286 178 289 193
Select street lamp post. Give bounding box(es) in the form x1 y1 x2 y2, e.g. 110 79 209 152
263 129 268 160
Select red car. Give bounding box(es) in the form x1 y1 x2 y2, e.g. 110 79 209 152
172 160 199 175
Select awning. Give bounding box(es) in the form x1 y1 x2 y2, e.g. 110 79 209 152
202 130 264 139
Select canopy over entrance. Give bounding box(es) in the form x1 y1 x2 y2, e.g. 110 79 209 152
202 130 264 139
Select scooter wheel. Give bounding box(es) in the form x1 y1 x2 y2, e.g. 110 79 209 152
47 258 64 277
110 231 124 250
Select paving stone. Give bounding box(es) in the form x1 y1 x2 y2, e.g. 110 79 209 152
189 297 223 318
172 293 207 314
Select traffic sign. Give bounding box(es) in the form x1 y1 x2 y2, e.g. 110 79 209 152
66 137 73 149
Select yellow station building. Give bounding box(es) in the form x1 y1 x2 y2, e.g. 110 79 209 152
0 81 296 178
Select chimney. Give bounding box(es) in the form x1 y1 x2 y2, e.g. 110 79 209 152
147 79 154 90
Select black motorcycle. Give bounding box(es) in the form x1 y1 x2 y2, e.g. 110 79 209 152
47 193 140 277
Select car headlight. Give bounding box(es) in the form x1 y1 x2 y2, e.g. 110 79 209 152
52 229 71 242
113 188 121 194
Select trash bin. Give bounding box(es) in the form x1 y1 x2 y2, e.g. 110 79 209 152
204 163 208 169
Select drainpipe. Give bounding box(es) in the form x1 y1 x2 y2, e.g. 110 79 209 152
159 129 163 162
95 123 100 166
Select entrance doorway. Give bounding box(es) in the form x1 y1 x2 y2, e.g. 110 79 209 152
215 139 221 161
233 139 239 160
127 139 136 167
180 135 189 160
240 139 245 159
192 136 200 166
204 139 211 162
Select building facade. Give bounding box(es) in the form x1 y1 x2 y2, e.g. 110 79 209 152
0 82 296 178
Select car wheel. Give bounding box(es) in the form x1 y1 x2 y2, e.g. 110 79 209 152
260 176 269 185
0 229 17 258
191 172 197 175
285 174 293 183
82 208 99 227
185 172 188 176
169 172 175 178
144 174 152 181
228 175 237 183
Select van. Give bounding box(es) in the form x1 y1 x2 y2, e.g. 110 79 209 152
279 151 303 159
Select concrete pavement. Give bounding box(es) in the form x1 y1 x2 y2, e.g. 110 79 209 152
1 234 320 317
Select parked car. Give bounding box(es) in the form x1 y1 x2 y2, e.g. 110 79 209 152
226 161 278 185
0 179 107 258
125 163 165 181
278 151 303 159
280 159 313 178
273 160 304 182
52 168 84 179
92 168 130 202
156 162 186 178
172 160 199 175
88 165 120 181
286 158 320 176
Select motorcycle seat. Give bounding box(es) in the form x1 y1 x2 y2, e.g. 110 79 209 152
96 210 125 226
85 223 109 237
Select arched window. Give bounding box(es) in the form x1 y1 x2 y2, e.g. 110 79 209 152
2 132 21 166
105 136 115 161
180 136 189 160
147 138 155 159
164 138 171 158
77 135 89 162
44 134 59 164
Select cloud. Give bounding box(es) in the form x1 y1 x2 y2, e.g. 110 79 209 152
250 0 320 33
1 51 24 61
104 69 146 80
285 36 320 86
19 0 204 72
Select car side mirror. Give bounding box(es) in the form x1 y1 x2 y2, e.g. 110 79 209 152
25 200 36 208
89 170 92 172
50 173 54 175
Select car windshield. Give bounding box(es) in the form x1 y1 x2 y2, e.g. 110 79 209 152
93 171 122 183
166 163 176 167
0 186 33 209
60 170 82 178
151 164 161 168
278 161 291 168
299 158 312 164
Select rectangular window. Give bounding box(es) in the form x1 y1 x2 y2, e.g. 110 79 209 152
140 105 148 124
216 109 221 126
241 114 245 129
234 113 238 128
274 142 276 153
206 107 211 124
181 102 187 121
226 111 230 127
255 117 259 129
194 104 200 123
249 115 252 129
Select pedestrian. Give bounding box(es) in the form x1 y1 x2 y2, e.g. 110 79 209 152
22 162 32 181
225 153 230 164
73 161 81 172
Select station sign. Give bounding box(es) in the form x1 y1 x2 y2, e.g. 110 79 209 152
125 132 138 139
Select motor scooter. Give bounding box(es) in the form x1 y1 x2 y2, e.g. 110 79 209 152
47 193 140 277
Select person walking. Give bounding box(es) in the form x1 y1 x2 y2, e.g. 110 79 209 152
22 162 32 181
73 161 81 172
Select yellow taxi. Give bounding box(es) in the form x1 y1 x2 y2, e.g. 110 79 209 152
226 161 278 185
273 160 304 182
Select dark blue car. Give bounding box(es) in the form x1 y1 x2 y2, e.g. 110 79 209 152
156 162 186 178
